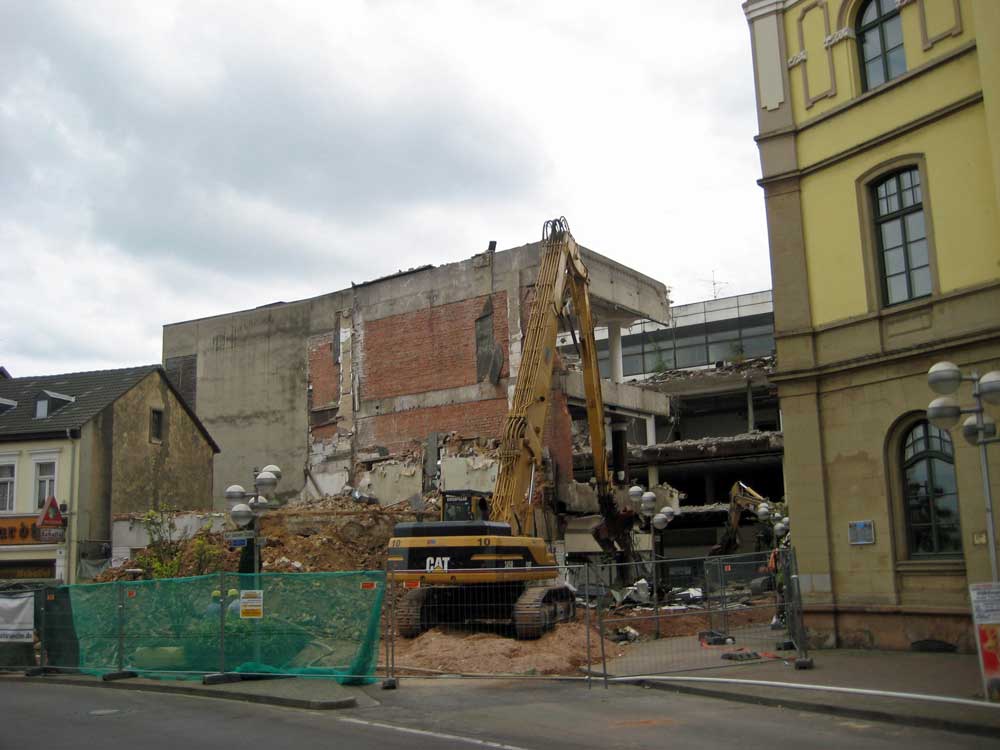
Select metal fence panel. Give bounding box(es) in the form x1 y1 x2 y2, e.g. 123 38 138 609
25 571 385 683
595 548 808 679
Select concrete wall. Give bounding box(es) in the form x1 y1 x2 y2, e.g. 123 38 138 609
109 372 215 515
164 241 670 509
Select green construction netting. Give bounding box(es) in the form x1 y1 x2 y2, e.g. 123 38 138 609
42 571 385 684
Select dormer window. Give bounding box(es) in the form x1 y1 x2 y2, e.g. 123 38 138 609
0 397 15 415
34 390 75 419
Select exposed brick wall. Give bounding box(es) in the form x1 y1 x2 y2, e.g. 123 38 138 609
307 332 340 407
367 399 509 453
362 291 509 401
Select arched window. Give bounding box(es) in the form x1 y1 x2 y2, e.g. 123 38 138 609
873 167 930 305
902 421 962 557
857 0 907 90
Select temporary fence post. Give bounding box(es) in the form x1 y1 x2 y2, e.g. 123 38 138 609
598 613 609 690
38 588 47 670
652 549 660 640
218 570 226 675
386 562 395 682
115 582 125 673
720 558 730 636
584 563 592 690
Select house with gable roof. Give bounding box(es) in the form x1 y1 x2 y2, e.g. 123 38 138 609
0 365 219 583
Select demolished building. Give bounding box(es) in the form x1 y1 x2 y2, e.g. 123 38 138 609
161 240 670 515
564 292 784 560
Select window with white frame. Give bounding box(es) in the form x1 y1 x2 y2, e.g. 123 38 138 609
0 463 14 512
35 461 56 508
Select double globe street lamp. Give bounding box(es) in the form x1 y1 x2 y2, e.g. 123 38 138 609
926 362 1000 582
225 464 283 578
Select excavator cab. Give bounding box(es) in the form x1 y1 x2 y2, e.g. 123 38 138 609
441 490 492 522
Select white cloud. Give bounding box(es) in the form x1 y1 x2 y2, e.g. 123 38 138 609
0 0 770 376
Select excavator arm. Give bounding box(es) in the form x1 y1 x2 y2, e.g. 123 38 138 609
710 481 768 556
491 218 632 558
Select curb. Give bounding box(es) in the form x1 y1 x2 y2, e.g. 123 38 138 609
635 679 997 739
14 675 358 711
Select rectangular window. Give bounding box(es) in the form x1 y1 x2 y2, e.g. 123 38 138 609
0 464 14 512
150 409 165 443
35 461 55 509
873 168 930 306
675 345 707 369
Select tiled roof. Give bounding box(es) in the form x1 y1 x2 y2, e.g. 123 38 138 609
0 366 219 452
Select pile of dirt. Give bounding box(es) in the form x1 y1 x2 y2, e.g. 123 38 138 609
390 621 624 676
259 498 414 572
607 600 775 638
95 496 417 582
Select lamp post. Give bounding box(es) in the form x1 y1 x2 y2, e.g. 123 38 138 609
630 485 681 638
926 362 1000 582
226 465 282 668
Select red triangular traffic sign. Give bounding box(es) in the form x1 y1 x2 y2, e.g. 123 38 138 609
37 496 64 527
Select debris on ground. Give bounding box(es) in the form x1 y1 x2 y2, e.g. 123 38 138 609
388 620 623 676
721 650 761 661
95 493 419 581
609 626 641 643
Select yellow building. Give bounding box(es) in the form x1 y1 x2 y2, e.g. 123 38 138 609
742 0 1000 650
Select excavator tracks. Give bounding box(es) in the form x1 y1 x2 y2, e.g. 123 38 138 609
397 588 431 638
512 583 575 640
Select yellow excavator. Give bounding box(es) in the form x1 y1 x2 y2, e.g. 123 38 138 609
708 481 769 556
387 218 635 639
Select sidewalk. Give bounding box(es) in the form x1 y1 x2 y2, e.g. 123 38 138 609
1 671 366 711
603 648 1000 737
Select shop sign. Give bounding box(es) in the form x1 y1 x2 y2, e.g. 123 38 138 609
0 516 55 545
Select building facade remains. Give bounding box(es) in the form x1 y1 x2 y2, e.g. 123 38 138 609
161 240 671 515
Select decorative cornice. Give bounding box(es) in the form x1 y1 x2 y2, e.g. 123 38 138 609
754 41 978 148
823 27 854 48
743 0 786 21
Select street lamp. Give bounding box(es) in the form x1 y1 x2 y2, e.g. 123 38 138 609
926 363 1000 582
226 464 282 670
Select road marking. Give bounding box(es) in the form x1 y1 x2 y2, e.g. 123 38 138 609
89 709 120 716
335 716 534 750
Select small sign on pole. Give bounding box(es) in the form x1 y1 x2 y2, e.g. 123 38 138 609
239 589 264 619
970 582 1000 703
224 530 255 542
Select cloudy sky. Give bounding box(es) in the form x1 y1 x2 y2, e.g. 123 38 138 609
1 1 770 376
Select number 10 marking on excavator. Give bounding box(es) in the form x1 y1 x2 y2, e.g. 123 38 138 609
425 556 451 572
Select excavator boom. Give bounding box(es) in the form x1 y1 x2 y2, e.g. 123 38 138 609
388 217 632 639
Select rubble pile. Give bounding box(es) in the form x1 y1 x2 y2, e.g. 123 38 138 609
259 496 416 572
96 493 419 581
643 355 776 385
389 620 624 676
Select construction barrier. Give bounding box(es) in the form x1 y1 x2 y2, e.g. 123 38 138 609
592 548 810 682
7 571 385 684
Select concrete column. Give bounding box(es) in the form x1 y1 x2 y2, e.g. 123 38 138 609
704 473 716 505
610 420 629 485
746 380 755 433
608 325 624 384
645 415 659 488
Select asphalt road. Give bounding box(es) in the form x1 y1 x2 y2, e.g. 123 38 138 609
2 679 993 750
